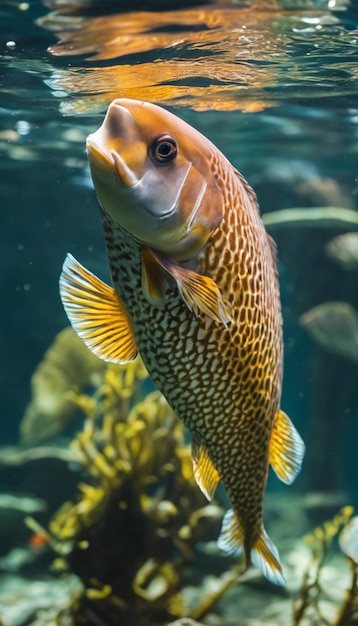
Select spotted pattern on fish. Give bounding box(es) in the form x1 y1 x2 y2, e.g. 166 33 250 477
101 154 281 538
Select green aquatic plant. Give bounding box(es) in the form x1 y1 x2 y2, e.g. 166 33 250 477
19 327 105 445
299 302 358 363
30 357 239 625
262 207 358 232
293 506 358 626
336 516 358 625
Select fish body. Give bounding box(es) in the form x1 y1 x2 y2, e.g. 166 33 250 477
60 99 304 586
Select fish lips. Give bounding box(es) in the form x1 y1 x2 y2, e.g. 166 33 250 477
86 135 138 189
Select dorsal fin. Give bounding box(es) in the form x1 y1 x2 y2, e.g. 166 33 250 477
59 253 137 364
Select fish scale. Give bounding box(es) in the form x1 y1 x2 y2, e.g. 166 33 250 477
60 98 305 586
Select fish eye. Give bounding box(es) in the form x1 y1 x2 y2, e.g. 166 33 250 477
149 133 178 165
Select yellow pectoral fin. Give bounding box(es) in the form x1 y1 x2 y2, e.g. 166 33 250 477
192 439 220 501
176 268 232 325
141 247 168 308
148 248 232 325
59 253 137 364
269 409 305 485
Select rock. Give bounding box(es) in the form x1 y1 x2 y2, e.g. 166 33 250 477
0 574 83 626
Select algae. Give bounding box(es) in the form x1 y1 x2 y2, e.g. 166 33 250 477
326 232 358 270
294 506 358 626
5 335 358 624
25 353 240 625
262 207 358 232
19 327 105 446
299 302 358 363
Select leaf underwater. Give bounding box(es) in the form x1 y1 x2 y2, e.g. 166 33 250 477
326 232 358 270
262 207 358 231
19 327 105 446
300 302 358 363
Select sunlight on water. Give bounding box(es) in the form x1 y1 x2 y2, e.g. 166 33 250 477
35 0 358 114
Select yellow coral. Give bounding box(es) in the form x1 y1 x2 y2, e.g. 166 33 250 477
40 356 228 625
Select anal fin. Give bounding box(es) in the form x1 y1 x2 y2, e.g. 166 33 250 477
217 509 244 557
60 253 137 364
269 409 305 485
192 439 220 501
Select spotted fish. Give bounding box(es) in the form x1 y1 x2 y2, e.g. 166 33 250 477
60 99 305 586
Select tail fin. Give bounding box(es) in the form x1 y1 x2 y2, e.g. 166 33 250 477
251 527 286 587
218 509 286 587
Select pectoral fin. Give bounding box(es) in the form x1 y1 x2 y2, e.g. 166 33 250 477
269 409 305 485
60 253 137 364
145 247 232 325
192 438 220 501
141 247 168 308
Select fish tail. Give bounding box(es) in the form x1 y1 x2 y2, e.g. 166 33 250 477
251 526 286 586
218 509 286 586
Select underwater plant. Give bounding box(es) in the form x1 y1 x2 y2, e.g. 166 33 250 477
262 206 358 232
293 506 358 626
299 302 358 363
28 356 242 625
326 232 358 270
19 327 105 445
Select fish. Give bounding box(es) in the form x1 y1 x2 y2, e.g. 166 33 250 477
59 98 305 586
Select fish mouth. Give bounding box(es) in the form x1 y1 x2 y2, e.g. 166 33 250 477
86 135 139 188
87 101 141 188
86 135 112 168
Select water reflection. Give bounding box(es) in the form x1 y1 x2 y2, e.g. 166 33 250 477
37 0 358 114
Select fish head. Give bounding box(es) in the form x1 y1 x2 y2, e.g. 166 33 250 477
86 99 225 261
